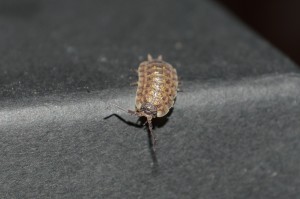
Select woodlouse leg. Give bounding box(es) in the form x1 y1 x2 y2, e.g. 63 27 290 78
130 82 138 86
177 80 183 92
129 68 138 73
142 120 148 126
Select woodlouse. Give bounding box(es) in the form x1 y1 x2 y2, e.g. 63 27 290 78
115 54 178 149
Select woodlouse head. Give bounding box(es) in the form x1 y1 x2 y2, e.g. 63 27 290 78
140 102 157 118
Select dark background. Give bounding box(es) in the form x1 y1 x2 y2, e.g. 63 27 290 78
217 0 300 65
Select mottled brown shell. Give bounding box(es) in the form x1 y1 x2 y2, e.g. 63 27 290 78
135 55 178 117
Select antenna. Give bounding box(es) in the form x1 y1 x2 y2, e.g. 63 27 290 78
110 103 129 113
146 116 156 150
109 103 139 116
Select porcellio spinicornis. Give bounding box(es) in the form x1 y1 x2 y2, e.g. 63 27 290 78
118 54 179 148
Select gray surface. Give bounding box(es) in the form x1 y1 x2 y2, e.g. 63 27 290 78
0 0 300 198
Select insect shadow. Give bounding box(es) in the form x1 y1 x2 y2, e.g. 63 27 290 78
104 108 174 173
